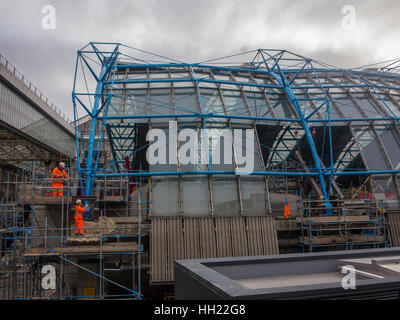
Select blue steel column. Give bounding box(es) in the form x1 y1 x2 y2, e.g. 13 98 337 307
84 71 105 196
264 56 332 211
81 46 119 197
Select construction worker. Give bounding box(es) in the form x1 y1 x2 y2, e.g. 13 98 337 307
284 200 291 219
74 199 88 236
52 162 68 197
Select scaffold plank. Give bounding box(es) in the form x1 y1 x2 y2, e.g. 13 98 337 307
24 242 138 256
299 235 384 245
298 216 372 224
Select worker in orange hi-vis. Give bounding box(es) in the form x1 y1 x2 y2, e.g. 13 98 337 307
51 162 68 197
284 201 291 219
74 199 89 236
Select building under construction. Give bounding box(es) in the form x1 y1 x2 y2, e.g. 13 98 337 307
1 42 400 299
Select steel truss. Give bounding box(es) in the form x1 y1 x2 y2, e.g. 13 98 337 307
72 42 400 211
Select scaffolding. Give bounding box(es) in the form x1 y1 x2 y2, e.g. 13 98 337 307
0 168 149 300
298 198 389 252
2 42 400 298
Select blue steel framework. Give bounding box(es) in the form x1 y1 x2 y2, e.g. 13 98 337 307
72 42 400 212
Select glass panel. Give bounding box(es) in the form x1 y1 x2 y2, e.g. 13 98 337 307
182 177 209 216
169 70 192 88
375 94 400 117
206 124 235 171
240 178 266 215
233 124 262 172
147 124 177 172
294 92 320 119
151 178 179 216
373 176 398 209
200 88 226 120
352 93 382 119
377 126 400 169
245 90 272 118
125 71 148 89
268 93 294 119
299 99 316 118
120 89 148 121
353 126 388 170
326 98 342 119
149 88 174 117
174 87 199 114
175 87 199 122
211 178 240 216
331 93 364 119
178 125 208 172
149 71 170 81
221 89 250 121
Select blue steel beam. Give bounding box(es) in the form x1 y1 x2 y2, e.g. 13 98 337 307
88 50 119 196
95 168 400 178
104 77 400 92
98 114 400 123
259 52 332 210
115 62 400 81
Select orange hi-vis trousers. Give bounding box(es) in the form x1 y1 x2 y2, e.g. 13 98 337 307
74 213 84 235
74 204 87 235
52 182 64 197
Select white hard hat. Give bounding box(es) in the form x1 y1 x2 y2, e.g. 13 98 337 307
76 199 82 205
59 162 65 168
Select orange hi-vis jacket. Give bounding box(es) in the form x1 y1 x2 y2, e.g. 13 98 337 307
74 204 88 234
52 167 68 184
52 167 69 197
74 204 88 217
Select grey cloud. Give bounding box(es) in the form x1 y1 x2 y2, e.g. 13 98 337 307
0 0 399 118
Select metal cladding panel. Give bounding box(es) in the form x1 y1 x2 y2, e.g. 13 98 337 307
215 218 233 258
151 216 278 283
247 216 279 255
261 216 279 255
388 213 400 247
166 218 184 282
230 217 248 257
184 218 201 259
150 218 166 282
199 218 216 258
247 216 264 255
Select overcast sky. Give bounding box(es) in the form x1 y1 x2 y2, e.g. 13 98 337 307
0 0 399 119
